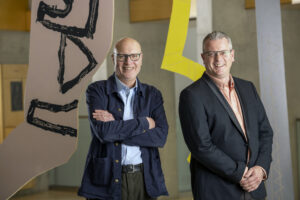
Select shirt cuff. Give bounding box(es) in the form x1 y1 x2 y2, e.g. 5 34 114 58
257 166 267 180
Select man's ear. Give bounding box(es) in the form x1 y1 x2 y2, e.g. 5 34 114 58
231 49 235 62
111 54 115 64
201 53 205 61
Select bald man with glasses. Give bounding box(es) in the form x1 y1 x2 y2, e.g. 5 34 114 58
78 37 169 200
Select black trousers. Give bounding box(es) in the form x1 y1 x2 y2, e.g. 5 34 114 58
240 192 264 200
87 170 155 200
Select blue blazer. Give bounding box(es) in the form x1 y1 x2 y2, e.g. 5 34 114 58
179 73 273 200
78 74 169 200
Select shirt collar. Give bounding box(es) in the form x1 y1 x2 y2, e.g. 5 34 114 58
115 74 138 93
106 73 144 96
205 72 235 89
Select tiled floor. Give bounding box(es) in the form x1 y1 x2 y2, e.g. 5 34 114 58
10 190 84 200
10 190 193 200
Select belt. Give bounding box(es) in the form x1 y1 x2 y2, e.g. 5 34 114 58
122 163 143 173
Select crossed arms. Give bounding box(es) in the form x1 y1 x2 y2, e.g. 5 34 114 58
93 110 156 129
86 84 168 148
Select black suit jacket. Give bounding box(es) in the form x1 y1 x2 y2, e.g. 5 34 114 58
179 73 273 200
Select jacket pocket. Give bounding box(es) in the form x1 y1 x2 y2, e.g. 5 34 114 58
90 157 112 186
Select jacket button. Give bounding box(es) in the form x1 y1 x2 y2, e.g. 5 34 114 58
115 160 119 163
143 130 146 133
118 108 122 112
115 142 119 146
115 179 119 183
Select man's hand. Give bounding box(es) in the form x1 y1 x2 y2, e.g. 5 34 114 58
240 166 249 182
93 110 115 122
146 117 156 129
240 166 264 192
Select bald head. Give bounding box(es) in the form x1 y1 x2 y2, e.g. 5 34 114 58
112 37 143 88
114 37 142 54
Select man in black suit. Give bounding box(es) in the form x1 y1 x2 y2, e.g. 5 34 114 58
179 31 273 200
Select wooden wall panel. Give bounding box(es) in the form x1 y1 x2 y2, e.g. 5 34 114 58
22 179 36 190
0 0 29 31
0 65 2 144
2 65 27 129
245 0 291 9
0 64 28 143
130 0 173 22
4 128 14 139
25 10 31 31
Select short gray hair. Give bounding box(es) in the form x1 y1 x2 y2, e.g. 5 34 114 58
202 31 233 52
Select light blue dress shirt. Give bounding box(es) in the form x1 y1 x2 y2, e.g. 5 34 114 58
115 75 143 165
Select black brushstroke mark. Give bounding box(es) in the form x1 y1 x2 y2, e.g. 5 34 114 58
37 0 99 39
37 0 73 19
58 33 67 89
29 0 99 135
58 34 98 94
27 99 78 137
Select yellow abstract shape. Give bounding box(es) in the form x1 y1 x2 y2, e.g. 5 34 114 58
161 0 206 81
187 153 191 163
161 0 207 163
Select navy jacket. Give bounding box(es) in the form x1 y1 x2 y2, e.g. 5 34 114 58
78 74 169 200
179 73 273 200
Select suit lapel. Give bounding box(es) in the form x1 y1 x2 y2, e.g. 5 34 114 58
203 74 246 140
234 78 250 141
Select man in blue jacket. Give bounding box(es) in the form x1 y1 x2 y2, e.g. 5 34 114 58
78 37 169 200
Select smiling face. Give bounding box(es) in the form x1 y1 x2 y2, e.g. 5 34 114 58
201 38 235 81
113 38 143 88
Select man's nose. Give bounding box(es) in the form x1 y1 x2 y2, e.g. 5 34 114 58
214 52 222 60
124 55 132 63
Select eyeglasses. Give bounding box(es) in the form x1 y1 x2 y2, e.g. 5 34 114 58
114 53 142 62
203 50 232 58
